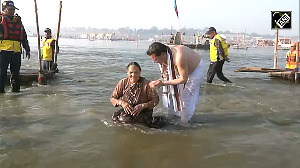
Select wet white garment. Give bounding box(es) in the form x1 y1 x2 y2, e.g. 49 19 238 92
177 59 204 121
159 51 182 113
159 53 204 121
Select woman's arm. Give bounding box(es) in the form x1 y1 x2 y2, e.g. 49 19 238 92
132 82 159 116
110 79 124 107
111 79 134 114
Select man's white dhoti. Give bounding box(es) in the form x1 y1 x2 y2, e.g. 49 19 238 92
162 58 204 121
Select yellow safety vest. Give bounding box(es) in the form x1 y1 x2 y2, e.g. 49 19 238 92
286 50 300 69
42 38 54 61
0 40 21 52
209 34 229 62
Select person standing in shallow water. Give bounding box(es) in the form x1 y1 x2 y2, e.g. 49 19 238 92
0 1 30 93
205 27 232 83
285 42 300 70
110 62 161 127
42 28 58 72
147 42 204 123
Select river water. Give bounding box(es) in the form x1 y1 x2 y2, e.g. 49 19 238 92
1 37 299 168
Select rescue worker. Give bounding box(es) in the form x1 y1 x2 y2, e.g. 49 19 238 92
42 28 57 72
205 27 232 83
0 1 30 93
285 42 300 70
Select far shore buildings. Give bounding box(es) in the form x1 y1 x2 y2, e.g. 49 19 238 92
79 32 135 41
79 32 115 40
77 31 294 49
253 37 292 49
254 37 274 47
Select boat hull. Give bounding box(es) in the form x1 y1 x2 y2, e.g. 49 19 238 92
183 44 210 50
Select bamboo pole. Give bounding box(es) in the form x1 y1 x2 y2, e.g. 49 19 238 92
33 0 41 71
295 42 299 83
54 1 62 64
274 29 278 69
34 0 47 84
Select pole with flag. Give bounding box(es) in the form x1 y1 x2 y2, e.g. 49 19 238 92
174 0 179 18
174 0 181 43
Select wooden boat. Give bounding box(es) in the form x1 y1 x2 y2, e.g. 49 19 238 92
234 67 285 73
182 43 210 50
234 67 299 82
185 43 210 50
5 68 58 85
231 44 249 50
165 31 211 50
269 71 300 82
6 69 38 85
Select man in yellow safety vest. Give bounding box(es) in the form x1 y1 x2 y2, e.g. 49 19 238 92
0 1 30 93
205 27 232 83
285 42 300 70
42 28 58 72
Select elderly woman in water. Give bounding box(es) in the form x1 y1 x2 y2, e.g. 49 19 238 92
110 62 160 127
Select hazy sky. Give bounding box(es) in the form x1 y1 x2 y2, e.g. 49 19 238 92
11 0 299 36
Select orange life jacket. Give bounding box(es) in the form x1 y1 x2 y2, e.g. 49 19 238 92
286 49 300 69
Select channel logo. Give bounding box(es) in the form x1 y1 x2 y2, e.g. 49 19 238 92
271 11 292 29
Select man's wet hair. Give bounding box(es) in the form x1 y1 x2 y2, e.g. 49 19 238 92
147 42 169 56
127 62 141 71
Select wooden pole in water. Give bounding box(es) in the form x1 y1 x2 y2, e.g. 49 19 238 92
54 1 62 64
274 29 278 69
33 0 41 70
295 42 299 83
33 0 44 84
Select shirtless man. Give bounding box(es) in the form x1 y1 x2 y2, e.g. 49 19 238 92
147 42 204 122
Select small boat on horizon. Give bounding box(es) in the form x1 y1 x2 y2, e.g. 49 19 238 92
231 44 249 50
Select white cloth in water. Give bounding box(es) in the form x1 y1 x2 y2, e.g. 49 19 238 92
177 59 204 121
159 51 204 121
159 50 182 113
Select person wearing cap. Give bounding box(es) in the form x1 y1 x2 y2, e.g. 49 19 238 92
285 42 300 70
0 1 30 93
205 27 232 83
42 28 58 72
